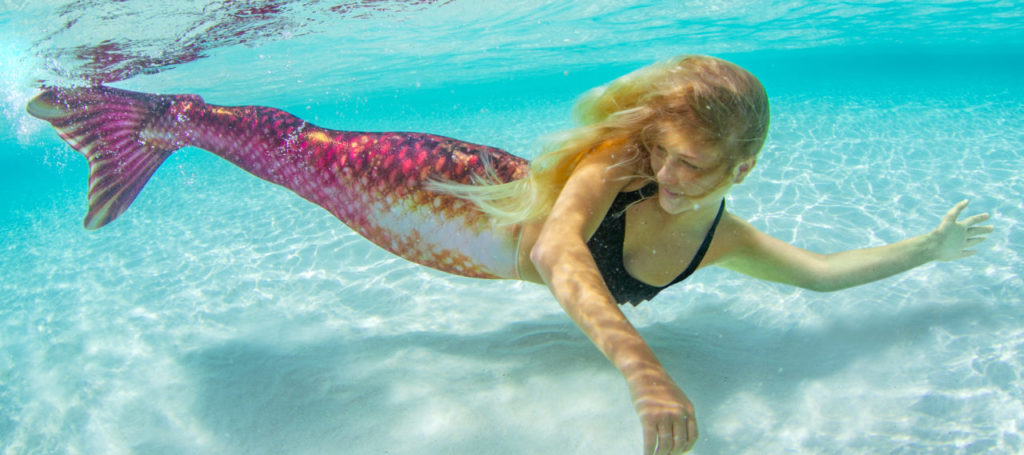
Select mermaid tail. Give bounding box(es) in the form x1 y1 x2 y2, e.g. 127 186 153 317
26 88 190 229
27 86 529 279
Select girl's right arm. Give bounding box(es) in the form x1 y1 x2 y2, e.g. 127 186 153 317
529 144 697 455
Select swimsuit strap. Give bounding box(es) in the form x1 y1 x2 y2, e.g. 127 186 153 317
668 198 725 286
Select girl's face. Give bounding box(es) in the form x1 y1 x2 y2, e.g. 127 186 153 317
648 126 736 214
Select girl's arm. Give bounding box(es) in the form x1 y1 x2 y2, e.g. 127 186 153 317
716 200 993 291
530 144 697 455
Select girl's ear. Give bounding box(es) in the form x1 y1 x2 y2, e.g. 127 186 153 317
732 159 756 183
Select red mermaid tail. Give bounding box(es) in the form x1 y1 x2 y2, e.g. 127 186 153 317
26 88 195 229
27 86 529 278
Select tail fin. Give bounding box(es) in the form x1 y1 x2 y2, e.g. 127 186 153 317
27 86 189 229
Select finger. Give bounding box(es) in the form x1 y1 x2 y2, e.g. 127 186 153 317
965 237 987 248
960 249 978 258
643 424 657 455
672 419 686 454
686 415 699 450
967 225 994 235
656 422 672 455
943 199 969 223
962 213 990 226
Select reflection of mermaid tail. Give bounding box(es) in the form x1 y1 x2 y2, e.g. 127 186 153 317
27 86 529 278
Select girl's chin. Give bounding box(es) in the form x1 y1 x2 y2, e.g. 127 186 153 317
659 188 691 210
658 196 697 214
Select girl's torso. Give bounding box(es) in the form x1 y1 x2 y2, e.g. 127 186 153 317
515 177 738 290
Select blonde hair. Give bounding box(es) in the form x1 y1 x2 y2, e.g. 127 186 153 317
433 55 769 225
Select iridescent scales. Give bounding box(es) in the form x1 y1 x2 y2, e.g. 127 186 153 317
28 86 529 279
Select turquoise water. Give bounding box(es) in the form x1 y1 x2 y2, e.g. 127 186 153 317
2 1 1023 454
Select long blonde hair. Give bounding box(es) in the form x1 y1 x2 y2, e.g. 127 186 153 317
433 55 770 225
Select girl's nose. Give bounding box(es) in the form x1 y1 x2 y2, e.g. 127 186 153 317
656 162 677 186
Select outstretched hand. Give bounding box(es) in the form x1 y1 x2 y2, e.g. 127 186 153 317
932 200 993 261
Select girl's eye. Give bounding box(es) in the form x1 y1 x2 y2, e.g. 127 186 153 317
676 158 700 170
655 145 701 170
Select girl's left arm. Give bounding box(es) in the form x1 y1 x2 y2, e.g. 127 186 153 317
716 200 994 292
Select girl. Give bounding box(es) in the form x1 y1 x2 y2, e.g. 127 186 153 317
27 55 991 455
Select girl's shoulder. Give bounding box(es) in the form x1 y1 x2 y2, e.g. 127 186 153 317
585 137 649 183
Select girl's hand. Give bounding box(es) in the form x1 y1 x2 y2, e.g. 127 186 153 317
630 374 698 455
931 200 993 261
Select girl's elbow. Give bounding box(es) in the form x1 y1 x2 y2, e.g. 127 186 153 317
804 279 841 293
802 272 850 292
531 231 591 279
529 240 555 272
799 257 844 292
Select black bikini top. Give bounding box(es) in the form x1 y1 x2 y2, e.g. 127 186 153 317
586 183 725 306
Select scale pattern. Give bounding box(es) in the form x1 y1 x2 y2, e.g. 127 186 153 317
27 86 529 278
